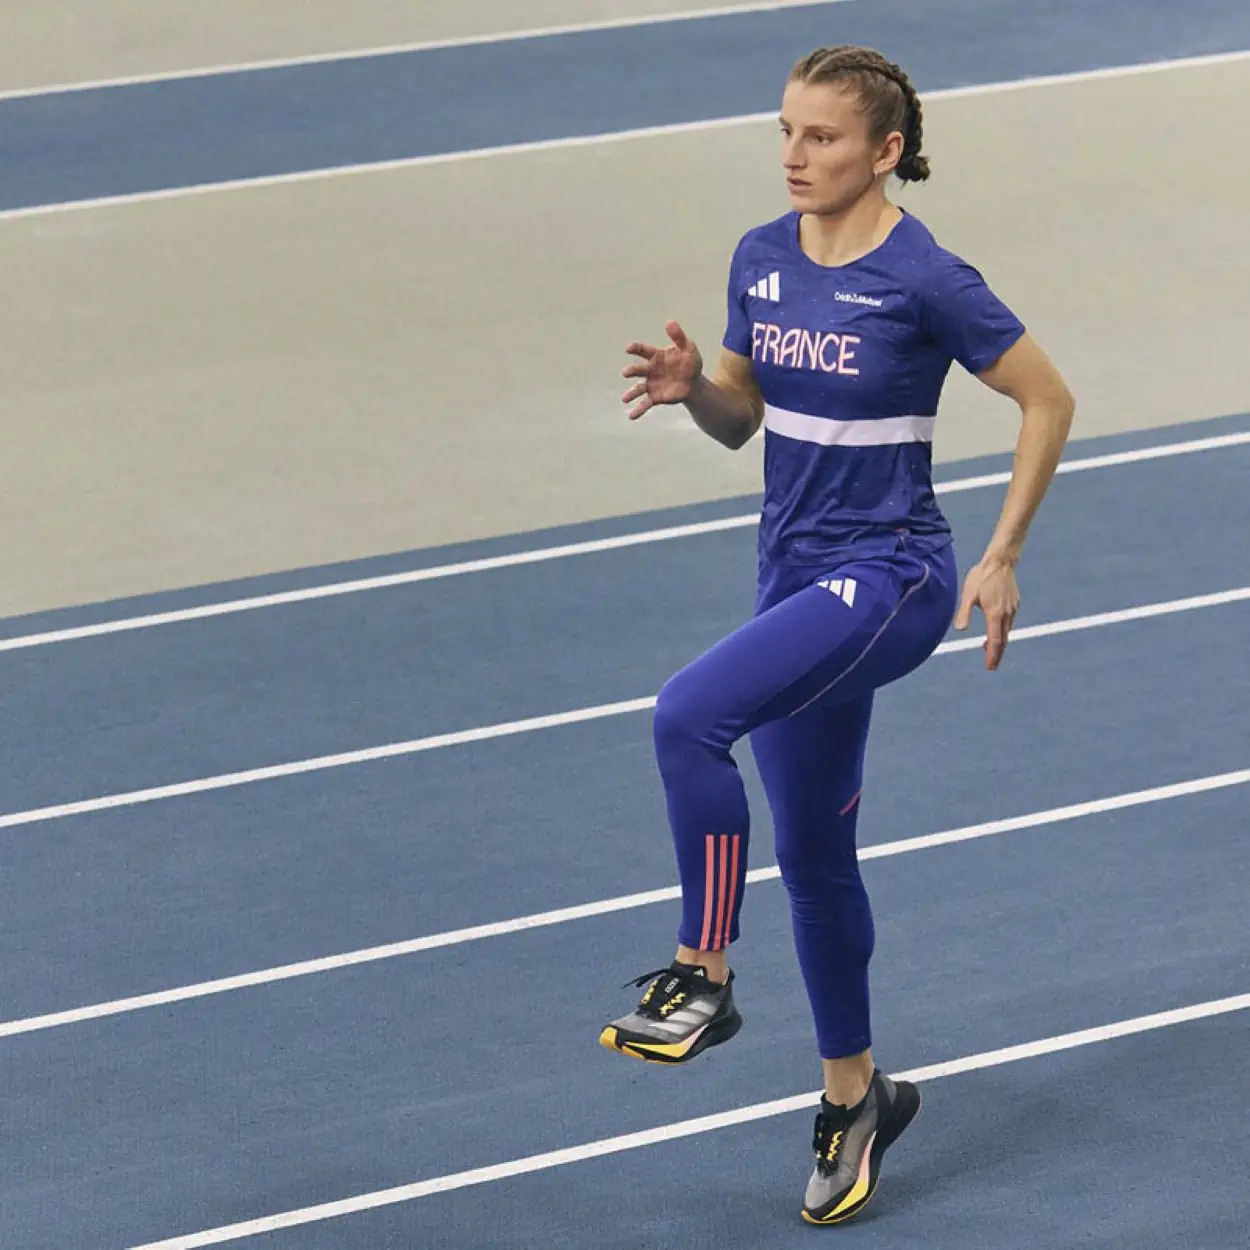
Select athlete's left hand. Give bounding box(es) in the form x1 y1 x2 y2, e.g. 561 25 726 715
954 555 1020 671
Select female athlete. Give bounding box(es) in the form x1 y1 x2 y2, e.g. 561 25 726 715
598 45 1076 1225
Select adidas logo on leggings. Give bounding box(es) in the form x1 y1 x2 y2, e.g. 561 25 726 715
817 577 857 607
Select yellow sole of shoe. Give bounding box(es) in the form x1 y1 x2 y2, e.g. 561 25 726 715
598 1025 692 1064
800 1179 879 1225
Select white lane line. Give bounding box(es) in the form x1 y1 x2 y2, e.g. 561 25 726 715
2 430 1246 654
936 587 1250 652
0 697 658 831
0 2 856 101
126 990 1250 1247
3 52 1247 222
1 587 1246 835
3 766 1244 1041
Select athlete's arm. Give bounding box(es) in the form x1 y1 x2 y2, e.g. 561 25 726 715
954 332 1076 670
975 332 1075 563
622 321 764 451
686 348 765 450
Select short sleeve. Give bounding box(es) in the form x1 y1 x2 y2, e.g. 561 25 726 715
919 252 1026 375
722 237 752 357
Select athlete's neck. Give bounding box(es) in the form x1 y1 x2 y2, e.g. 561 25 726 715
798 195 902 269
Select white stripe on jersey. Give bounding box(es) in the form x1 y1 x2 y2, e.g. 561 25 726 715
763 405 935 447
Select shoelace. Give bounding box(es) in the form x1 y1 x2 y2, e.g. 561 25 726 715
625 966 707 1021
811 1109 853 1177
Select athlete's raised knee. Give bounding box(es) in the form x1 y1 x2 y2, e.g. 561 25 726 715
652 670 729 769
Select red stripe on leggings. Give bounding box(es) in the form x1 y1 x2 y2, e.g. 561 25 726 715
713 835 730 951
699 834 716 949
720 835 741 950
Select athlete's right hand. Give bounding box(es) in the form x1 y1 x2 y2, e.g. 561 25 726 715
621 320 704 420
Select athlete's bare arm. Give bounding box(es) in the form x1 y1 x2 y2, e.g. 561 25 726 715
954 332 1076 670
622 321 764 451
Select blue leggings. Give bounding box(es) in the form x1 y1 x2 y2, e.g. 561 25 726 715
652 541 958 1059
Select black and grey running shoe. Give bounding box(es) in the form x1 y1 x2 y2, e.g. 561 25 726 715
599 963 742 1064
801 1069 921 1224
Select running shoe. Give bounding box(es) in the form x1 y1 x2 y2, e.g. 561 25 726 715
802 1069 921 1224
599 962 742 1064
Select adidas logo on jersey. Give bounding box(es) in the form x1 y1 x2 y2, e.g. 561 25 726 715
747 272 781 301
817 577 857 607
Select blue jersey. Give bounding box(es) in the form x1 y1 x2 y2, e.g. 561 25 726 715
724 209 1025 568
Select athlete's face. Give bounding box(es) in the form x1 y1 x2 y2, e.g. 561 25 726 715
779 81 902 215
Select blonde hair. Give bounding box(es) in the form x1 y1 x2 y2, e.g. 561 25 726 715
789 45 931 182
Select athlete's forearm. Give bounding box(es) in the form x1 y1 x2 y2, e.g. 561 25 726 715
683 373 763 451
982 397 1075 565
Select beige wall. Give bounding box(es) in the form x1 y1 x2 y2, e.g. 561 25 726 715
1 1 793 92
1 59 1245 616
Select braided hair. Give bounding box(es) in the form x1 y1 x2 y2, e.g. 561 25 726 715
789 46 931 182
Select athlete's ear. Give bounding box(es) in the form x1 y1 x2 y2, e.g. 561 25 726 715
873 131 904 178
